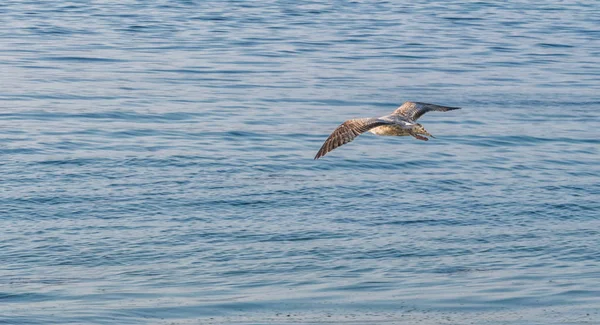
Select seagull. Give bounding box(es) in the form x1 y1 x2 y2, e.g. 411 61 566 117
314 102 461 159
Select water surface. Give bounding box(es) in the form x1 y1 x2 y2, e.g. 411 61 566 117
1 1 599 324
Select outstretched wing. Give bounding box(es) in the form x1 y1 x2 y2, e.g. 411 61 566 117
393 102 461 121
314 118 391 160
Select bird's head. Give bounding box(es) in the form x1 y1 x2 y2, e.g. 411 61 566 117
414 124 435 138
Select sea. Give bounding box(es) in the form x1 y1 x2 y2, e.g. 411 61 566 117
1 1 599 324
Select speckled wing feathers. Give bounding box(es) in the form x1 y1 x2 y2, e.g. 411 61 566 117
393 102 461 121
314 118 391 159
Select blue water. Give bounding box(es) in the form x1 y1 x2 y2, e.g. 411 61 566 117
1 1 599 324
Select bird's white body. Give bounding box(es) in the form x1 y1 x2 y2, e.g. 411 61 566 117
369 124 413 136
369 115 415 136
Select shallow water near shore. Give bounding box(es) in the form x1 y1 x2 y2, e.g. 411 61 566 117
1 1 600 324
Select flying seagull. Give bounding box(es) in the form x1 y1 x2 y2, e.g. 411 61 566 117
314 102 461 159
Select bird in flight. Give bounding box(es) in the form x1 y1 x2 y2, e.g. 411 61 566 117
314 102 461 159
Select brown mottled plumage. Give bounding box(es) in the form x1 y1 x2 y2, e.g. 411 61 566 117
314 118 392 160
314 101 460 159
393 101 461 121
